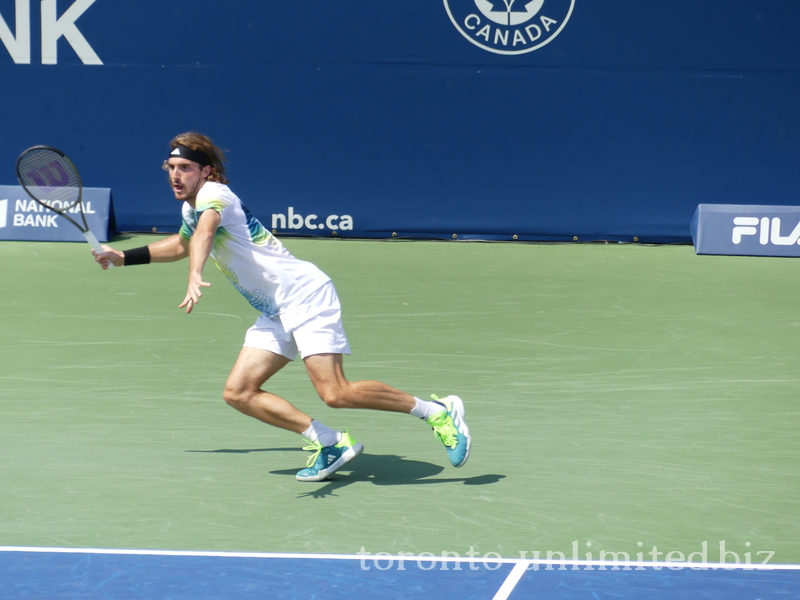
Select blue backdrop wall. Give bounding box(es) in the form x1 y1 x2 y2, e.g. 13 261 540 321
1 0 798 242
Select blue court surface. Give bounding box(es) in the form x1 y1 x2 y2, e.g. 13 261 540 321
2 548 799 599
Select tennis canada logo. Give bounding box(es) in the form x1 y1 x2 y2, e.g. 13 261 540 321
443 0 575 55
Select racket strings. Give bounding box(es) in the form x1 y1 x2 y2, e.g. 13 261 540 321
17 149 82 210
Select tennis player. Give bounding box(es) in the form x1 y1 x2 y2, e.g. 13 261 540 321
94 132 471 482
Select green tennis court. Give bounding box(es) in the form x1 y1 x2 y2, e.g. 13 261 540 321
1 236 798 569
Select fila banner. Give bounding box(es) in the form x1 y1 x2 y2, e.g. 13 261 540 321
1 1 798 242
691 204 800 258
0 186 114 243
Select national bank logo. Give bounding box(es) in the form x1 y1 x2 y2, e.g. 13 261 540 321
443 0 575 55
1 0 102 64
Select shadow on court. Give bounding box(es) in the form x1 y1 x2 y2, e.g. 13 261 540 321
266 453 506 499
186 447 304 454
185 449 504 498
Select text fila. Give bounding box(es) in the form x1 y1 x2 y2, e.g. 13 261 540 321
732 216 800 246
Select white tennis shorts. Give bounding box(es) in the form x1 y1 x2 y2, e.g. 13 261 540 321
243 281 351 360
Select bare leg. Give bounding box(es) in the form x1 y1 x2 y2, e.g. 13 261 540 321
303 353 417 412
223 346 312 434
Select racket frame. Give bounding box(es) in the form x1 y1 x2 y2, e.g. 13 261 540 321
15 145 107 257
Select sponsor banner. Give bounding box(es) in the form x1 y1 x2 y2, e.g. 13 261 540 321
2 2 799 242
691 204 800 258
269 207 354 235
443 0 575 55
0 186 113 243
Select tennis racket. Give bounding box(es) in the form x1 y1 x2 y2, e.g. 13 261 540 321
15 145 110 263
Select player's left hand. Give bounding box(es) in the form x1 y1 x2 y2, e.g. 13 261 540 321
179 273 211 313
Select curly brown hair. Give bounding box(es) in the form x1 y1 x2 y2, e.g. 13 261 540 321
169 132 229 184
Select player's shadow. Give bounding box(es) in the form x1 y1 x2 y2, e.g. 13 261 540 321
187 447 302 454
269 453 505 499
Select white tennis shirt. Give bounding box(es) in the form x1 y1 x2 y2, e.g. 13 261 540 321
179 182 331 325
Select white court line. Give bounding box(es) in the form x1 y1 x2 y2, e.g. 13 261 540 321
4 547 798 600
1 547 800 572
492 560 530 600
0 547 360 561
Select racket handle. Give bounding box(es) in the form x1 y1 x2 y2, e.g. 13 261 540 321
83 230 114 269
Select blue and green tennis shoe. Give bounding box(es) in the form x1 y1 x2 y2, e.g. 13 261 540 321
428 395 471 468
296 431 364 482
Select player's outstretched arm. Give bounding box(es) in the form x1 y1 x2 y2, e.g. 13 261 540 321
92 234 190 270
179 210 220 314
149 234 190 263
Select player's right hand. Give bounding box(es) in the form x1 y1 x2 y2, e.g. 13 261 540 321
93 246 124 270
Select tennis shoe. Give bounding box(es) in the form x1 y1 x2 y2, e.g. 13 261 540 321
427 395 471 468
296 431 364 482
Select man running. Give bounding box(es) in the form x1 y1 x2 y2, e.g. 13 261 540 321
95 132 471 481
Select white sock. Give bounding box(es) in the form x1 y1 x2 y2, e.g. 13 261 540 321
302 420 341 447
409 397 444 421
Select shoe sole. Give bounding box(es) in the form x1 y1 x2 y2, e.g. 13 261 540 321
296 442 364 482
446 396 471 468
